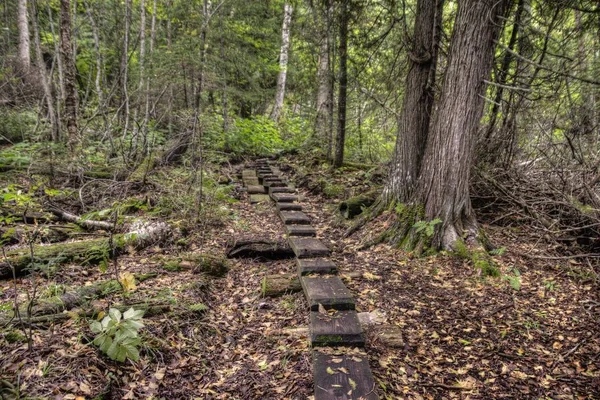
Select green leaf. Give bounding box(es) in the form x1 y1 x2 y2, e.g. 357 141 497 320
90 321 103 333
109 308 122 322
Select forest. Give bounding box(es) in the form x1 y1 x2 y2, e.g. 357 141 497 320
0 0 599 398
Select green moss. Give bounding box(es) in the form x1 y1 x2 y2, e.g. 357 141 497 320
162 259 183 272
323 183 344 198
185 254 229 277
189 303 208 314
472 250 500 277
4 330 27 343
453 240 470 259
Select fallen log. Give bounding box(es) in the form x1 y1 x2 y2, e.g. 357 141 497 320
261 273 301 297
1 301 171 328
47 207 114 231
0 221 172 279
338 191 378 219
227 239 295 259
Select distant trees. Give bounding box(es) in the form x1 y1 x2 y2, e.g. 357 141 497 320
17 0 30 74
271 3 293 121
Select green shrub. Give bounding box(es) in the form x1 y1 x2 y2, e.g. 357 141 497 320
227 116 283 156
90 307 145 362
0 110 38 144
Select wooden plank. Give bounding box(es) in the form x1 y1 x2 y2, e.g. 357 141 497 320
297 258 337 275
264 180 288 188
313 350 377 399
271 193 299 203
301 276 354 311
279 211 312 225
249 194 271 204
269 186 295 194
288 237 330 258
247 185 266 194
243 178 260 186
285 224 317 237
277 203 302 211
258 172 279 179
310 310 365 347
242 169 257 177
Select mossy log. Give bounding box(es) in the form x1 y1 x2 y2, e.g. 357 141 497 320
261 273 301 297
0 221 171 279
48 207 114 231
18 273 158 317
1 301 171 327
159 253 229 277
339 191 378 219
227 239 295 259
0 225 72 245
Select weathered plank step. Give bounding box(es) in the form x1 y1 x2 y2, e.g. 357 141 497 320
247 185 266 194
310 310 365 347
249 194 271 204
313 350 377 399
243 178 260 186
285 224 317 237
288 237 330 258
279 211 312 225
258 172 278 179
277 203 302 211
271 193 299 203
269 186 295 194
301 276 354 311
264 180 288 188
297 258 337 275
242 169 257 177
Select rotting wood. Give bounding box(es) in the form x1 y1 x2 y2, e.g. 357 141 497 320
226 239 294 259
310 310 365 347
313 350 377 399
0 221 172 279
261 273 301 296
301 276 355 311
48 206 114 231
338 192 378 219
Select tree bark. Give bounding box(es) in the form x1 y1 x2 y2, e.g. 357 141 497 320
84 1 104 111
414 0 512 249
314 0 333 150
270 3 293 121
59 0 79 151
121 0 132 139
382 0 440 203
31 0 58 141
333 0 349 168
17 0 31 73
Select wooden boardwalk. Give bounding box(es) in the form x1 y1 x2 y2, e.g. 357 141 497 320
242 160 378 400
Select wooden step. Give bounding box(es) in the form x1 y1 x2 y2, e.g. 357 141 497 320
258 172 278 179
242 169 257 177
297 258 337 275
247 185 266 194
285 224 317 237
271 193 299 203
264 180 288 188
313 350 377 399
277 203 302 211
249 194 271 204
279 211 311 225
269 186 295 194
301 276 354 311
288 237 330 258
310 310 365 347
243 178 260 186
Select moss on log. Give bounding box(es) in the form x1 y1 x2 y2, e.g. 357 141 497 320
339 191 378 219
261 273 301 297
0 221 171 279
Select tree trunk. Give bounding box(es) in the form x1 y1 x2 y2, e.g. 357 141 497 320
17 0 31 73
333 0 349 168
270 3 293 121
382 0 440 203
413 0 512 250
121 0 132 139
314 0 333 149
31 0 58 141
84 1 104 111
59 0 79 151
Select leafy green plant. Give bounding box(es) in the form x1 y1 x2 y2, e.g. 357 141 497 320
503 267 521 290
489 246 507 256
90 308 145 362
412 218 442 238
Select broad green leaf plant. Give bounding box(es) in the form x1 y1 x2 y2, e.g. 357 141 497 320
90 307 145 362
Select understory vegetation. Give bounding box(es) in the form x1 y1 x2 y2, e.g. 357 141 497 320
1 0 599 398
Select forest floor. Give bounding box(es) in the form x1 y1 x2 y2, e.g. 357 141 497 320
1 153 599 399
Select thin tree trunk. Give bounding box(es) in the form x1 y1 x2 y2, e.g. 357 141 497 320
121 0 131 139
382 0 440 203
270 3 293 121
414 0 511 249
314 0 332 148
59 0 79 150
84 1 103 110
47 4 64 133
17 0 31 73
194 0 210 110
31 0 58 141
333 0 349 168
219 12 229 134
